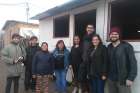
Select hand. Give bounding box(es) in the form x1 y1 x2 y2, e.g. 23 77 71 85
102 76 106 80
126 80 133 87
18 56 24 62
13 59 18 64
32 75 36 78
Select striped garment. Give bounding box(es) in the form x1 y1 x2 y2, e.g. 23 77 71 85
35 75 49 93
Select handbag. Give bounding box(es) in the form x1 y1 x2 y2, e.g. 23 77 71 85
66 66 74 83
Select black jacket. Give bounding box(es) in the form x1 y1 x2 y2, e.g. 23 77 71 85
108 41 137 84
87 44 108 78
25 45 40 71
70 45 83 65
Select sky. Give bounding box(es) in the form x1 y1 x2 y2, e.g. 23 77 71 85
0 0 71 30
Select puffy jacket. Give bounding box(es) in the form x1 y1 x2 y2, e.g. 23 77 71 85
1 42 26 77
108 41 137 84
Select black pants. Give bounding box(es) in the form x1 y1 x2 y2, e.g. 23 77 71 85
5 76 20 93
25 69 36 91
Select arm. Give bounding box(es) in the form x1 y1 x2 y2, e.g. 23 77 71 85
126 44 137 81
102 46 108 76
1 47 14 64
49 54 55 75
32 53 38 75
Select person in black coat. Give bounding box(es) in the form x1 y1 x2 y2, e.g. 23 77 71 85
87 34 108 93
24 36 40 91
69 36 83 93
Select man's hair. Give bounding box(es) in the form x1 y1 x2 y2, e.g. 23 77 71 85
12 33 20 39
30 36 38 41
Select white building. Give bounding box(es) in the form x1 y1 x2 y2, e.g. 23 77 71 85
32 0 140 92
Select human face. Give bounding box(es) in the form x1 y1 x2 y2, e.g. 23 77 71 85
58 42 64 50
92 36 100 47
86 25 94 35
73 36 80 45
31 39 38 46
109 32 120 42
41 43 48 51
12 37 20 44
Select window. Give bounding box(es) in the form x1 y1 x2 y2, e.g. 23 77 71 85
53 15 69 38
110 0 140 40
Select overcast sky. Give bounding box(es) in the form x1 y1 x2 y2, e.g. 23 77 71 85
0 0 71 30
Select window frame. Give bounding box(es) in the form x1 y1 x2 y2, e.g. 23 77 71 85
53 15 70 38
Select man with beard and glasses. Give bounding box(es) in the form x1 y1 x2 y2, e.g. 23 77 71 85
107 27 137 93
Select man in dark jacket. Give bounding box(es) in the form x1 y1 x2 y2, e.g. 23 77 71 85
80 24 95 93
24 36 40 91
107 27 137 93
83 24 95 62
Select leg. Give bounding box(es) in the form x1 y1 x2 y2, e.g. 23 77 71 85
42 75 49 93
118 83 131 93
24 69 32 90
90 78 97 93
36 75 42 93
55 70 61 92
13 76 20 93
32 77 36 91
5 77 13 93
96 78 105 93
107 79 118 93
61 70 67 93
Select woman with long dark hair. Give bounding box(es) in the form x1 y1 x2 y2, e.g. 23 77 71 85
69 36 83 93
32 42 54 93
87 34 108 93
53 40 70 93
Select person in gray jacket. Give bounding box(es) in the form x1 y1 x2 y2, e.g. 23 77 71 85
1 33 26 93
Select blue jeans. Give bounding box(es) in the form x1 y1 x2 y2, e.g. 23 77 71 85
90 77 105 93
55 70 66 93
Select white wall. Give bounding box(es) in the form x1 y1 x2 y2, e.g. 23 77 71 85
39 0 140 92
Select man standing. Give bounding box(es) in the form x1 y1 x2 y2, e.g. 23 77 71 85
79 24 95 93
107 27 137 93
24 36 40 91
1 33 26 93
82 24 95 62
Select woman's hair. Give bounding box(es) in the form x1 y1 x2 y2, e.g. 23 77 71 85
41 42 48 52
56 40 66 49
92 34 103 46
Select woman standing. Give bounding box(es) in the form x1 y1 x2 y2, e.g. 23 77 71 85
69 36 83 93
32 42 54 93
87 34 108 93
53 40 70 93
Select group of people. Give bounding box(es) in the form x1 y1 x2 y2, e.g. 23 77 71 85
1 24 137 93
